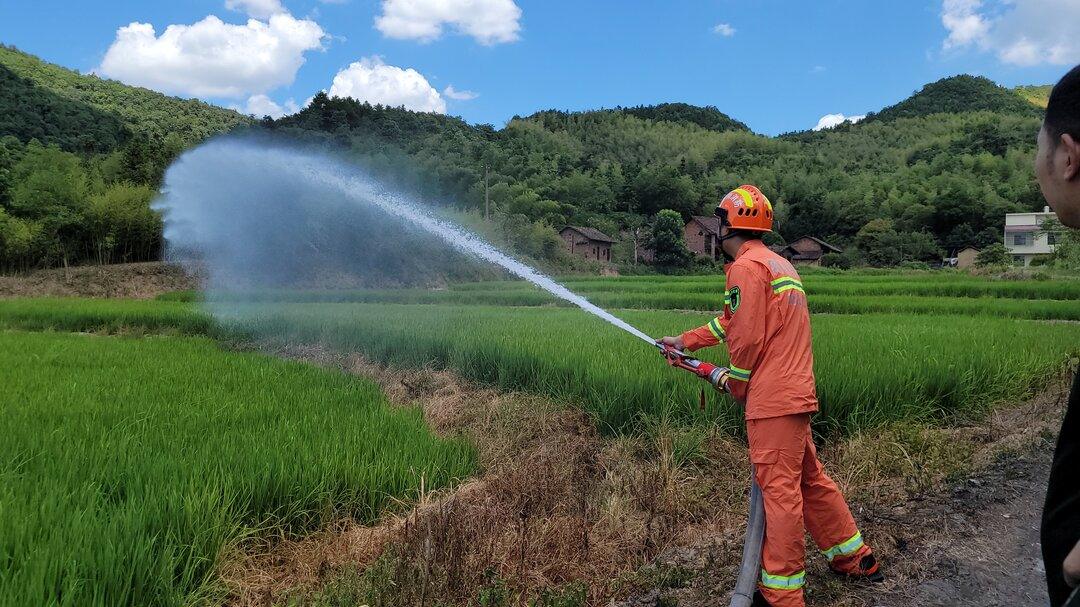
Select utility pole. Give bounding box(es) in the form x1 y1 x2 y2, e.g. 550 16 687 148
484 164 490 221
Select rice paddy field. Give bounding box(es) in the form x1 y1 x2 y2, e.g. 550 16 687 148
0 330 474 606
1 268 1078 605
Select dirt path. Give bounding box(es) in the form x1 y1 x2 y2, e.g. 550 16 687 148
617 444 1054 607
865 447 1050 607
624 374 1071 607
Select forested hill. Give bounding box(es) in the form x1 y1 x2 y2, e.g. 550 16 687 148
0 46 250 270
866 75 1043 123
0 46 1057 272
0 44 250 153
617 103 750 133
266 79 1048 268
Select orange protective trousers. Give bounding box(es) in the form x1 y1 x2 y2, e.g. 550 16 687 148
748 413 873 607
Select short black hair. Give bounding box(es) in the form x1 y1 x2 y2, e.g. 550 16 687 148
1045 64 1080 145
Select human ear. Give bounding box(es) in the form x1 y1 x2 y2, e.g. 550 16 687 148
1061 133 1080 181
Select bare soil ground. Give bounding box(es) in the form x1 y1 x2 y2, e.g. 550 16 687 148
222 342 1072 607
0 262 196 298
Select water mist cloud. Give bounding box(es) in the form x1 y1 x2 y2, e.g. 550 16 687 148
155 136 484 294
155 136 654 344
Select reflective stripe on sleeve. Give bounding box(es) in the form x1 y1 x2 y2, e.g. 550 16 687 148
771 276 805 295
706 317 725 340
821 531 864 561
729 365 751 381
760 568 805 590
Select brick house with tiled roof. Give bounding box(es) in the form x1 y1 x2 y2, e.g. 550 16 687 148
560 226 616 262
684 216 725 261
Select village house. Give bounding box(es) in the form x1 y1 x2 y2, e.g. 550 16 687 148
560 226 616 262
773 236 843 266
943 246 980 269
684 216 725 261
1004 207 1060 266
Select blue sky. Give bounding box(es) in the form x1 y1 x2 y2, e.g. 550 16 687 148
1 0 1077 135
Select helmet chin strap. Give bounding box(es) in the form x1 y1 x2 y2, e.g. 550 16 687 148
715 206 738 262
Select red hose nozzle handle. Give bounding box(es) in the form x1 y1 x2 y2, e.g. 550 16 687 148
657 343 730 393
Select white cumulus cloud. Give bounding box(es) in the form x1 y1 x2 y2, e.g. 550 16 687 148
328 57 446 113
940 0 1080 66
712 23 736 37
225 0 287 19
443 85 478 100
941 0 989 49
98 13 326 99
375 0 522 45
813 113 866 131
231 94 300 118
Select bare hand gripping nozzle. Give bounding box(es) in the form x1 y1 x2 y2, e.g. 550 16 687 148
657 342 732 393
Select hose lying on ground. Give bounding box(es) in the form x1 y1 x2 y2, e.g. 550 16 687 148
730 469 765 607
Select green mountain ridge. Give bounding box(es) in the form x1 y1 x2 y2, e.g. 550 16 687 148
865 75 1043 124
0 44 250 153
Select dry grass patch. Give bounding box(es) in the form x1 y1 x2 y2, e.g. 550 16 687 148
222 344 752 606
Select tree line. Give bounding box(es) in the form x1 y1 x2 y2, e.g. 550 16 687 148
0 49 1065 272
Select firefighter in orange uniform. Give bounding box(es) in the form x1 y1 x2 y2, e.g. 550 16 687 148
659 185 883 607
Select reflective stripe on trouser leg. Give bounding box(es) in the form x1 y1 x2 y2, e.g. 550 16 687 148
760 568 805 590
822 531 864 562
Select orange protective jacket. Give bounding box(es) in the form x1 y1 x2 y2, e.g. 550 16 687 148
680 240 818 420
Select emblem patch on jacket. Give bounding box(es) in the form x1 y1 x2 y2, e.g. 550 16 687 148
728 286 741 312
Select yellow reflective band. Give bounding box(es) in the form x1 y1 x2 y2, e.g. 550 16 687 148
760 569 805 590
774 284 806 295
729 365 751 381
707 318 725 340
770 275 801 286
822 531 864 561
771 276 805 295
734 188 755 208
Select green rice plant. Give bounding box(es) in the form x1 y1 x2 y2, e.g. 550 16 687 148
213 303 1080 435
0 297 215 335
148 281 1080 321
3 298 1075 435
174 288 1080 320
555 277 1080 300
0 331 475 606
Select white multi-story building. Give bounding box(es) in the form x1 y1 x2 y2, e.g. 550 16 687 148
1004 207 1061 266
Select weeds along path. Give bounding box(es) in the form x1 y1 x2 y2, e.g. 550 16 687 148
0 330 473 606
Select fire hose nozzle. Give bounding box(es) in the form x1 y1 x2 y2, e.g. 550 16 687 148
657 343 730 393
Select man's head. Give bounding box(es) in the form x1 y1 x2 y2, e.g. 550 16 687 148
1036 64 1080 228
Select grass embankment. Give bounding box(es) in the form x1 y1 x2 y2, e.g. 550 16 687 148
0 331 474 606
5 298 1075 435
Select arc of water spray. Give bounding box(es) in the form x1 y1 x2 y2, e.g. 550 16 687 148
309 161 657 346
